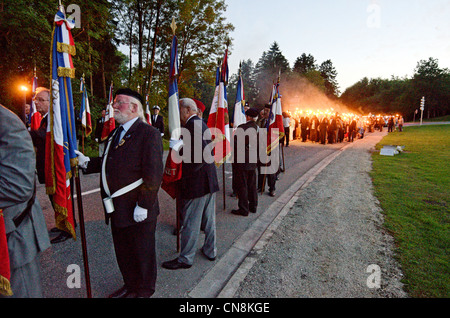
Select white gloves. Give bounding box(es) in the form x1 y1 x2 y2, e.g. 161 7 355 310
134 205 148 223
75 150 90 169
169 139 183 152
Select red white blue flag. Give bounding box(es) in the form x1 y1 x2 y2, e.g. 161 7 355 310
45 7 77 239
145 94 152 125
29 72 42 131
233 69 246 132
161 34 182 199
266 74 285 153
101 82 115 141
207 48 231 166
80 76 92 137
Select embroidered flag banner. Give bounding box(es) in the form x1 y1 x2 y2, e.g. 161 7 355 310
45 8 77 239
0 209 12 296
266 76 285 154
161 33 182 199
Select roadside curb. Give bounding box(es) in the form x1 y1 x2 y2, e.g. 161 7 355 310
188 141 355 298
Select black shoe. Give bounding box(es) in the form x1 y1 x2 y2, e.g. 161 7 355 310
249 207 257 213
231 209 248 217
201 248 216 261
162 258 192 270
268 191 275 197
50 227 62 233
230 193 237 197
108 286 133 298
50 232 71 244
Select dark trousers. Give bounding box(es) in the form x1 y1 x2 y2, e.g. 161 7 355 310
235 168 257 215
283 127 290 146
111 220 157 297
258 168 276 192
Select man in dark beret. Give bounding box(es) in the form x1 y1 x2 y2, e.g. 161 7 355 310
231 108 260 216
75 88 164 298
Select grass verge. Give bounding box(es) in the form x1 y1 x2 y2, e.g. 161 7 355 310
371 125 449 298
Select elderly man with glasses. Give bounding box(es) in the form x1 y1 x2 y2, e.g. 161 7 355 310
75 88 164 298
29 87 74 244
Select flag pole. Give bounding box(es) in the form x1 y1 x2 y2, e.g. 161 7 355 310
73 167 92 298
170 17 181 252
81 74 86 153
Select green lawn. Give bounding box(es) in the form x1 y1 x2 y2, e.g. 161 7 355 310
371 125 450 297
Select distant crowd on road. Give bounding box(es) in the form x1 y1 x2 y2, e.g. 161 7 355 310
281 112 405 145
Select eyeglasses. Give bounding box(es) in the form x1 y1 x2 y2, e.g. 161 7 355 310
113 101 131 107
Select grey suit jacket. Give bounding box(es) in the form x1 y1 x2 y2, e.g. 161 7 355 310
0 105 50 269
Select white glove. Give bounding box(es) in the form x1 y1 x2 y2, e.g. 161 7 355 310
75 150 90 169
133 205 148 223
169 139 183 152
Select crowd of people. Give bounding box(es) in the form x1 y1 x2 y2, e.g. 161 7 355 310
1 88 407 298
282 110 405 144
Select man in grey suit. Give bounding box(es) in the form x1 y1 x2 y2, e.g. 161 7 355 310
0 105 51 298
162 98 219 270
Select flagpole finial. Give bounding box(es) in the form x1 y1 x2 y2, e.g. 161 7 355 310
170 17 177 36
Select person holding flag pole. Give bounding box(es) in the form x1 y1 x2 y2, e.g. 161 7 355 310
260 71 284 197
45 3 92 297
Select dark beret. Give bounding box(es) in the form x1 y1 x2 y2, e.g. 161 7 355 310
264 103 272 109
246 107 259 118
114 88 144 105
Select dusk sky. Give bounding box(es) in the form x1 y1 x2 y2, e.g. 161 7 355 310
224 0 450 93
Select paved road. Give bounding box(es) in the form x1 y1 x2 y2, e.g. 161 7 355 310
37 137 362 298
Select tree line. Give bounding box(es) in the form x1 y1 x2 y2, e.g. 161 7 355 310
340 57 450 121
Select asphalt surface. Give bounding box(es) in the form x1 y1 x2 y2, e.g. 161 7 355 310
37 134 379 298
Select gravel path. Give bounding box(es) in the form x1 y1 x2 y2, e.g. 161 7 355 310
233 133 407 298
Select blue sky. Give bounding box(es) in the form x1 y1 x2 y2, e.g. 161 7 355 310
224 0 450 92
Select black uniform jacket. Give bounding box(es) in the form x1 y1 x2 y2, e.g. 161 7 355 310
233 120 259 171
151 114 165 135
84 118 163 228
178 116 219 200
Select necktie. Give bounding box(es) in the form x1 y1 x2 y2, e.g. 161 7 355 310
112 126 124 149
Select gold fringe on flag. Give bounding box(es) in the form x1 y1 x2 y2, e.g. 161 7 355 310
57 67 76 79
0 275 13 296
57 42 76 56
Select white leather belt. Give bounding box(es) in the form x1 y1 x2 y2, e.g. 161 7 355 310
101 130 144 214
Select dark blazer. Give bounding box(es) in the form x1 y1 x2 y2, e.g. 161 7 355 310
84 118 164 228
1 106 51 270
179 116 219 200
233 120 259 171
29 114 48 184
151 114 164 135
